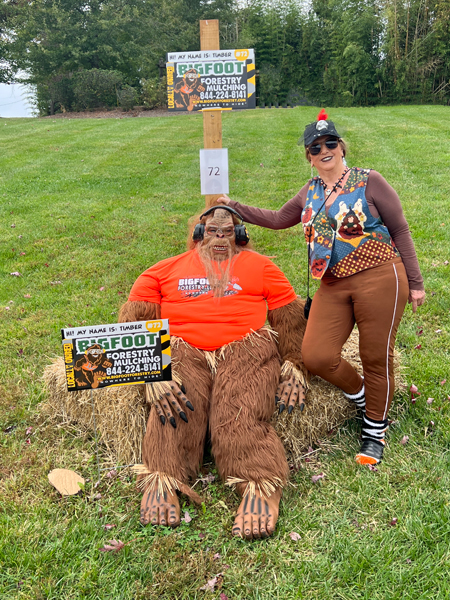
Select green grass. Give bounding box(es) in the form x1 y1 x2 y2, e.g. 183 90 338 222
1 106 450 599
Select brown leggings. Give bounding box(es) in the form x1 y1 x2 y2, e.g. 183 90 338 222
141 330 289 492
302 258 409 421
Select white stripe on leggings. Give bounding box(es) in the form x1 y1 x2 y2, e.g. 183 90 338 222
383 264 399 420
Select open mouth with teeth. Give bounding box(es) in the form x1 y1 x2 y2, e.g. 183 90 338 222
321 156 333 162
213 245 228 252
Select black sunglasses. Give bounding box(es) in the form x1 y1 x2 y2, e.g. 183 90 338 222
308 139 339 155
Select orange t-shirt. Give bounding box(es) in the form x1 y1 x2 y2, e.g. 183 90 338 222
128 249 297 351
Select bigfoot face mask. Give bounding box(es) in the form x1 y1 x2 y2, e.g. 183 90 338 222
201 210 237 261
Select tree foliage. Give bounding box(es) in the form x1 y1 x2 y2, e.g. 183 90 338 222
3 0 450 113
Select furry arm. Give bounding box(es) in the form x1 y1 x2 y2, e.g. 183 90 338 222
268 297 310 387
118 300 161 323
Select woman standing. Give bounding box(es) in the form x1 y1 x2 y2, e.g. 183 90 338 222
219 110 425 465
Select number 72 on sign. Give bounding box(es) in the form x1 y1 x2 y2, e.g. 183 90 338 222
200 148 229 195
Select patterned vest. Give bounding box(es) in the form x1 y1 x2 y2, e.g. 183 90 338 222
301 168 397 280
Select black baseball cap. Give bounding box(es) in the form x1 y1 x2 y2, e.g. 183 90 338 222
299 109 342 146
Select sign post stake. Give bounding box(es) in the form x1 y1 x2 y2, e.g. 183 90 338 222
200 19 223 209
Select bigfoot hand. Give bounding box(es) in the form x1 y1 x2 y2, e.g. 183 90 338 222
153 382 194 428
275 375 306 415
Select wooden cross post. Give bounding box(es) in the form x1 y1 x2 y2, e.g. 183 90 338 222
200 19 222 209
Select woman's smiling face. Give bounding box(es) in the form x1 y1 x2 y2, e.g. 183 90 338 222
308 136 344 176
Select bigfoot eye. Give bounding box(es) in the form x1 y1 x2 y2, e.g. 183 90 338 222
205 227 234 237
89 349 102 356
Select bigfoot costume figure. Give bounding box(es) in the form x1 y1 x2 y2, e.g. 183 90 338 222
119 207 309 539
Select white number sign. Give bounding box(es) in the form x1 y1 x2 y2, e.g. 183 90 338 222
200 148 229 195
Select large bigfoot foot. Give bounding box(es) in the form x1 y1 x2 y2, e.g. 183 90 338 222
232 488 282 540
140 489 180 527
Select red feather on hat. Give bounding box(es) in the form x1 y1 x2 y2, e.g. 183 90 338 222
317 109 328 120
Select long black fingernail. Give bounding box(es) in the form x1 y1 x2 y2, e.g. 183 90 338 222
279 403 285 414
300 403 305 412
186 401 194 411
160 415 166 425
180 411 188 423
275 395 280 405
169 417 177 428
288 405 294 414
180 384 186 393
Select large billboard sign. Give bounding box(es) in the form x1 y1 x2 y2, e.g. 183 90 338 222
166 49 255 112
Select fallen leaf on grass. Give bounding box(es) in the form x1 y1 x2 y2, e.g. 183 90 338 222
200 573 224 592
435 329 442 334
99 539 125 553
11 224 15 228
416 327 423 336
213 553 221 560
199 533 206 539
99 286 105 291
182 511 192 524
10 272 21 277
440 380 446 386
444 261 449 266
367 464 378 471
400 435 409 445
389 518 398 526
289 531 301 541
5 306 10 310
20 252 25 256
24 294 31 298
311 473 325 483
220 594 229 600
25 427 33 435
50 281 62 285
104 524 116 530
106 469 117 479
18 349 23 356
414 344 422 350
427 398 434 405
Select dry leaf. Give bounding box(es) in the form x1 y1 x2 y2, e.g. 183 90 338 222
10 272 21 277
182 511 192 524
389 518 398 526
220 594 229 600
440 380 446 386
213 553 221 560
311 472 325 483
104 524 116 530
414 344 422 350
289 531 301 541
400 435 409 445
427 398 434 405
99 539 125 553
24 294 31 298
48 468 85 496
367 464 378 471
435 329 442 334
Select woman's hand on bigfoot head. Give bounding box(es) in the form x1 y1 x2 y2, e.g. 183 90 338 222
275 375 306 415
153 382 194 428
215 194 231 205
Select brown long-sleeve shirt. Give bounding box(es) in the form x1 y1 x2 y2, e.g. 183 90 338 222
229 170 424 290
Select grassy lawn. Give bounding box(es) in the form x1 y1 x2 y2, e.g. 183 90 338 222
1 106 450 599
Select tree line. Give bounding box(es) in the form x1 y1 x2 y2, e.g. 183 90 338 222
2 0 449 114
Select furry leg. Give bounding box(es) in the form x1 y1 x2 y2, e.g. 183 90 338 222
210 329 289 494
140 340 212 504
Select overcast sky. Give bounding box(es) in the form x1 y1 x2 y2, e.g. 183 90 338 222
0 82 35 117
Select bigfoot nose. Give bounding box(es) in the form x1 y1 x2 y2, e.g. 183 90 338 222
216 231 225 238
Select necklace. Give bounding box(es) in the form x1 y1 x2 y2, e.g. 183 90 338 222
320 168 350 196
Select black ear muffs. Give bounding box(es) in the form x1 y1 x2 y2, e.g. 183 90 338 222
192 205 250 245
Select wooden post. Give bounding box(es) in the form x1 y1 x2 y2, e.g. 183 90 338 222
200 19 222 209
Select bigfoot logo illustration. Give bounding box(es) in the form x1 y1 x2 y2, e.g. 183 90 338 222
74 344 113 389
174 69 205 111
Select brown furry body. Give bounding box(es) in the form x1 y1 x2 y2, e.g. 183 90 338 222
118 298 307 498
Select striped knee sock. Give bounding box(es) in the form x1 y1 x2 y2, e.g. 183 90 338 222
361 414 389 445
344 380 365 410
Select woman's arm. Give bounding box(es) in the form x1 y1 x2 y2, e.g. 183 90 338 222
366 171 425 311
217 182 310 230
